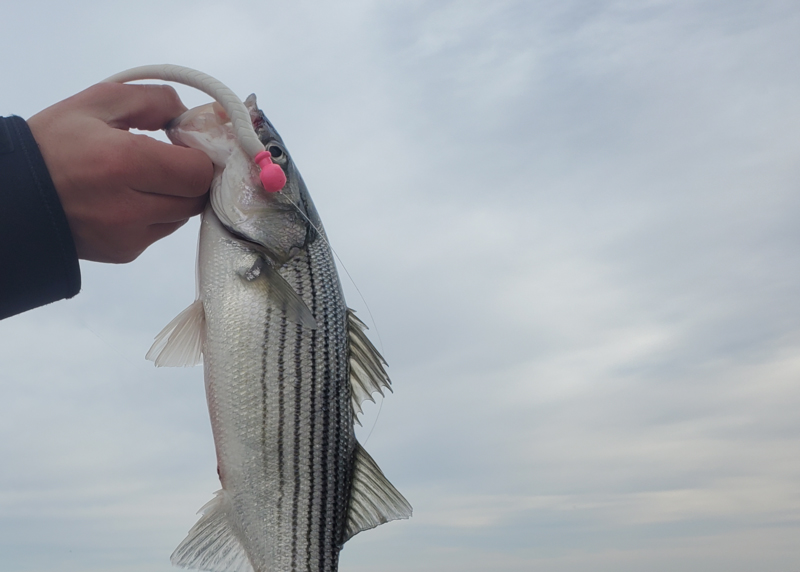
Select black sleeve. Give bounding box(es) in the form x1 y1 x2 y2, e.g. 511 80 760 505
0 116 81 320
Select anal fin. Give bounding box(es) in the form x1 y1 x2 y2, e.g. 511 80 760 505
171 490 254 572
345 442 412 542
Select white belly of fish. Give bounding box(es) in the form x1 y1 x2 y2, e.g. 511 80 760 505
199 210 353 572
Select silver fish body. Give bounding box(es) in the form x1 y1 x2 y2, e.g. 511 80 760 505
149 98 410 572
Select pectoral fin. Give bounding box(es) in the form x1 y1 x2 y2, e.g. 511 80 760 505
146 299 205 367
239 258 318 329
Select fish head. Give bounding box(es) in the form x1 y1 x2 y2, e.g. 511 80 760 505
246 94 324 238
167 97 319 265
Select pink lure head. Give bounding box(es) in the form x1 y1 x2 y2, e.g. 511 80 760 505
254 151 287 193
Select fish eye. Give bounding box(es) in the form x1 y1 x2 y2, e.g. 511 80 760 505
268 145 284 159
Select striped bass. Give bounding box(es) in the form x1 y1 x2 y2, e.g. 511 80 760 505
146 97 411 572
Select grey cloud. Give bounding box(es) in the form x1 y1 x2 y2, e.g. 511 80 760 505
2 0 800 571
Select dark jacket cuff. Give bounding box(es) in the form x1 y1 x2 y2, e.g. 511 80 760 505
0 116 81 320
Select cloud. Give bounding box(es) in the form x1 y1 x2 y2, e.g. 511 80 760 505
2 0 800 571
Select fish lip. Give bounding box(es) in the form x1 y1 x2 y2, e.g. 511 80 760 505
165 110 191 131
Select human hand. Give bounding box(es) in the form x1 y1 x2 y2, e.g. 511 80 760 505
27 83 214 263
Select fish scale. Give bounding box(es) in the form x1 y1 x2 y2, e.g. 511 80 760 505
148 96 411 572
200 228 346 571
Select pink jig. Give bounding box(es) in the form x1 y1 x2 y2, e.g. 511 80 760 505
254 151 287 193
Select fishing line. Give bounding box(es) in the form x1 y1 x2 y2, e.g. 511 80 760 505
280 191 388 444
362 397 384 446
279 194 386 353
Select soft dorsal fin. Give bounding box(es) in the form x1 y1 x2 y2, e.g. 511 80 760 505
146 299 205 367
345 442 412 542
347 310 392 420
171 490 254 572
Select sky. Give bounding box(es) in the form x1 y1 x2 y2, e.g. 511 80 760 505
2 0 800 570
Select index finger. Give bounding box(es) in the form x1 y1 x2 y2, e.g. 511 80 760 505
116 130 214 198
77 82 188 131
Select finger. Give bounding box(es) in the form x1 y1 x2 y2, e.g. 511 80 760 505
132 191 208 225
121 220 193 261
78 83 188 131
146 219 191 244
115 131 214 198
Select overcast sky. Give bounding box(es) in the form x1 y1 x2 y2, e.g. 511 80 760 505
2 1 800 571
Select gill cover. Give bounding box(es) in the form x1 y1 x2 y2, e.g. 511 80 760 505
167 99 309 264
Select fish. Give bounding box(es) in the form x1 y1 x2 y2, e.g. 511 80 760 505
146 96 411 572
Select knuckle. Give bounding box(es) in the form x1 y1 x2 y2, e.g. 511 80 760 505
79 82 134 111
83 82 124 101
159 84 181 105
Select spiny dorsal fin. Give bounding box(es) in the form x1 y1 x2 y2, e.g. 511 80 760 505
146 299 205 367
171 490 254 572
345 442 412 542
347 309 391 420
